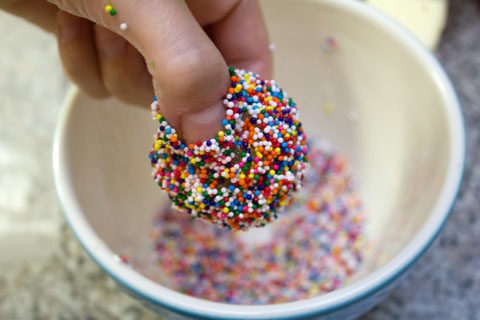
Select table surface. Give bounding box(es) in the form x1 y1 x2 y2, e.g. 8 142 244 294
1 1 479 319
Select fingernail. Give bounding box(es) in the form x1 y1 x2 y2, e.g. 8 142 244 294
181 101 225 144
96 27 127 57
57 12 81 42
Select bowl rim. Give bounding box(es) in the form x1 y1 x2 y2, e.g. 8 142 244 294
53 0 466 318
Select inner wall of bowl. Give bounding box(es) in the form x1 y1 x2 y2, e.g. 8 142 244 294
64 0 451 296
260 0 450 276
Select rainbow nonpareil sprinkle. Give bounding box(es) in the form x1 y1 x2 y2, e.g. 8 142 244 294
149 68 309 230
151 143 366 304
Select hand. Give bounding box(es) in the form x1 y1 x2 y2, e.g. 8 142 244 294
1 0 272 143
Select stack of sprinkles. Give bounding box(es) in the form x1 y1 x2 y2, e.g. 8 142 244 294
149 68 309 230
150 143 366 304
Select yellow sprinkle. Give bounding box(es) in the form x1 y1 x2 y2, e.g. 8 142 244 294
196 187 202 193
273 246 282 255
309 286 319 296
269 170 275 176
239 174 246 179
105 4 113 12
156 114 161 120
275 148 281 154
323 101 336 115
218 131 224 137
248 173 254 179
223 207 229 213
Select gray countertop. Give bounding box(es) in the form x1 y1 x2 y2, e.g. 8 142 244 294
1 1 479 319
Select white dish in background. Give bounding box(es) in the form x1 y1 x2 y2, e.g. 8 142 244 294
54 0 464 319
365 0 448 50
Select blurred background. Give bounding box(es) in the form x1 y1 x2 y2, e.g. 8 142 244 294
0 0 479 319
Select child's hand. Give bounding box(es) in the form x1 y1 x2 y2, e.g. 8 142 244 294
2 0 272 143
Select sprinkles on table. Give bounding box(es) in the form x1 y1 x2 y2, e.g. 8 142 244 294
149 68 309 230
151 143 366 304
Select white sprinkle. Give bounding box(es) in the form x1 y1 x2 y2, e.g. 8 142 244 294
120 23 128 31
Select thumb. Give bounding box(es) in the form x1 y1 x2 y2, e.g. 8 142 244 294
51 0 229 143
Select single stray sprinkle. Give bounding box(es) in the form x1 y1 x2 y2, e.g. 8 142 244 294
113 254 130 265
322 36 338 52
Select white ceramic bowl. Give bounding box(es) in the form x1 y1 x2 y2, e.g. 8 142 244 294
53 0 465 318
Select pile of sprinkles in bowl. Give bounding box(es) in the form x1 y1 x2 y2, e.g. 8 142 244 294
149 68 309 230
151 142 366 305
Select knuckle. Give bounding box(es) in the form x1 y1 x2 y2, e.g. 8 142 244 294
157 46 228 112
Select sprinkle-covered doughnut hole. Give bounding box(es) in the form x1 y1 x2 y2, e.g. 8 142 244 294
149 68 309 230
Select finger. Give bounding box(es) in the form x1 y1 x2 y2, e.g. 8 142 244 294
56 11 109 99
184 0 238 26
1 0 58 32
94 25 154 106
208 0 273 79
49 0 230 143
